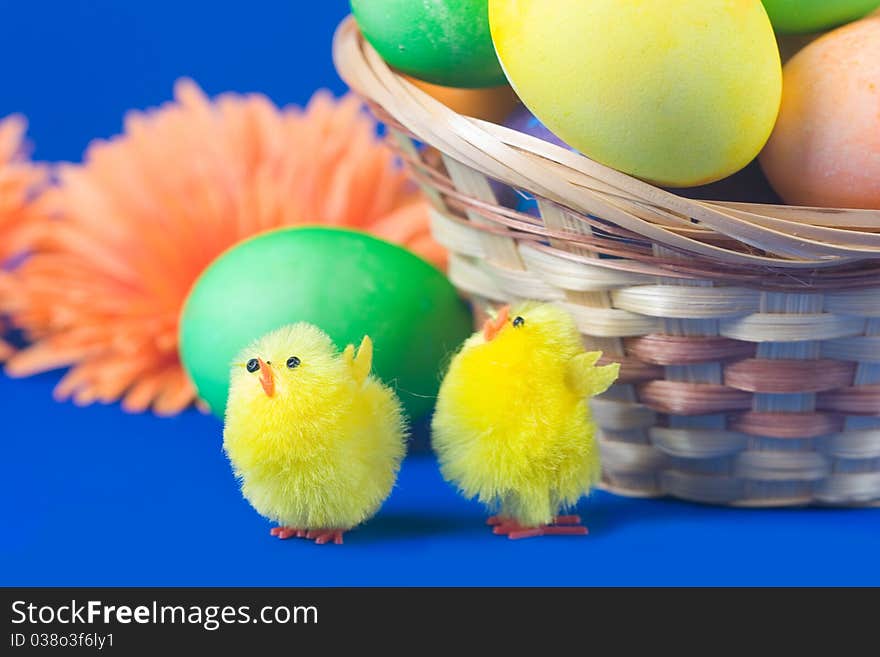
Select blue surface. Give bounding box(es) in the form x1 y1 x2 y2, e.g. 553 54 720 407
3 371 880 586
2 0 880 587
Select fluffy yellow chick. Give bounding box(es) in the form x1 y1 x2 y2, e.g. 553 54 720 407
432 302 619 539
223 323 406 545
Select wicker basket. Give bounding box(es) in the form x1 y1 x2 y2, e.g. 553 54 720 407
333 17 880 507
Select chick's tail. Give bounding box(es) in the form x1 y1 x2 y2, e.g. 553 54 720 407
343 335 373 385
566 351 620 398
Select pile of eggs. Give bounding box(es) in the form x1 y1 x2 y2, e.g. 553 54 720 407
351 0 880 209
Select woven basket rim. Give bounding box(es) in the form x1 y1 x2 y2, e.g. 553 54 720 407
333 16 880 281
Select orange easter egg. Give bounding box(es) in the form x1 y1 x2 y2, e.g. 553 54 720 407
404 76 520 123
760 18 880 209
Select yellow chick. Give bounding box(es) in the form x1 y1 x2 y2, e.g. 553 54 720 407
223 323 406 545
432 302 619 539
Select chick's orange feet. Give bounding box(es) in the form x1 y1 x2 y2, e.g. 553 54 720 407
487 515 588 540
270 527 345 544
306 529 345 545
270 527 307 540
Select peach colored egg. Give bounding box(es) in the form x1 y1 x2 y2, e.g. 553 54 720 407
760 18 880 209
403 76 520 123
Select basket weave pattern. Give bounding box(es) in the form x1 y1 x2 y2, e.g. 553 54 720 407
334 18 880 506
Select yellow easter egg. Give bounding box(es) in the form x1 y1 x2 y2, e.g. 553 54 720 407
489 0 783 187
760 18 880 209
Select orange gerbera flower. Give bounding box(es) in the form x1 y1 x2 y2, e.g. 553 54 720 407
4 79 441 415
0 115 49 361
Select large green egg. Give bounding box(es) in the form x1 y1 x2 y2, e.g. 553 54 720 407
761 0 880 34
180 227 472 420
350 0 507 88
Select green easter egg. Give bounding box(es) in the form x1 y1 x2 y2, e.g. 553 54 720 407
180 227 472 420
350 0 507 88
761 0 880 34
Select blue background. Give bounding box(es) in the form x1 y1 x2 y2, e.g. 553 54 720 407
2 0 878 586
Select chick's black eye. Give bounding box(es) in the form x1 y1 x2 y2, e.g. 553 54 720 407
513 316 525 328
246 358 260 373
286 356 301 369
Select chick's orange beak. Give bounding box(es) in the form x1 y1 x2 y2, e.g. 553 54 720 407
258 358 275 397
483 306 510 342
